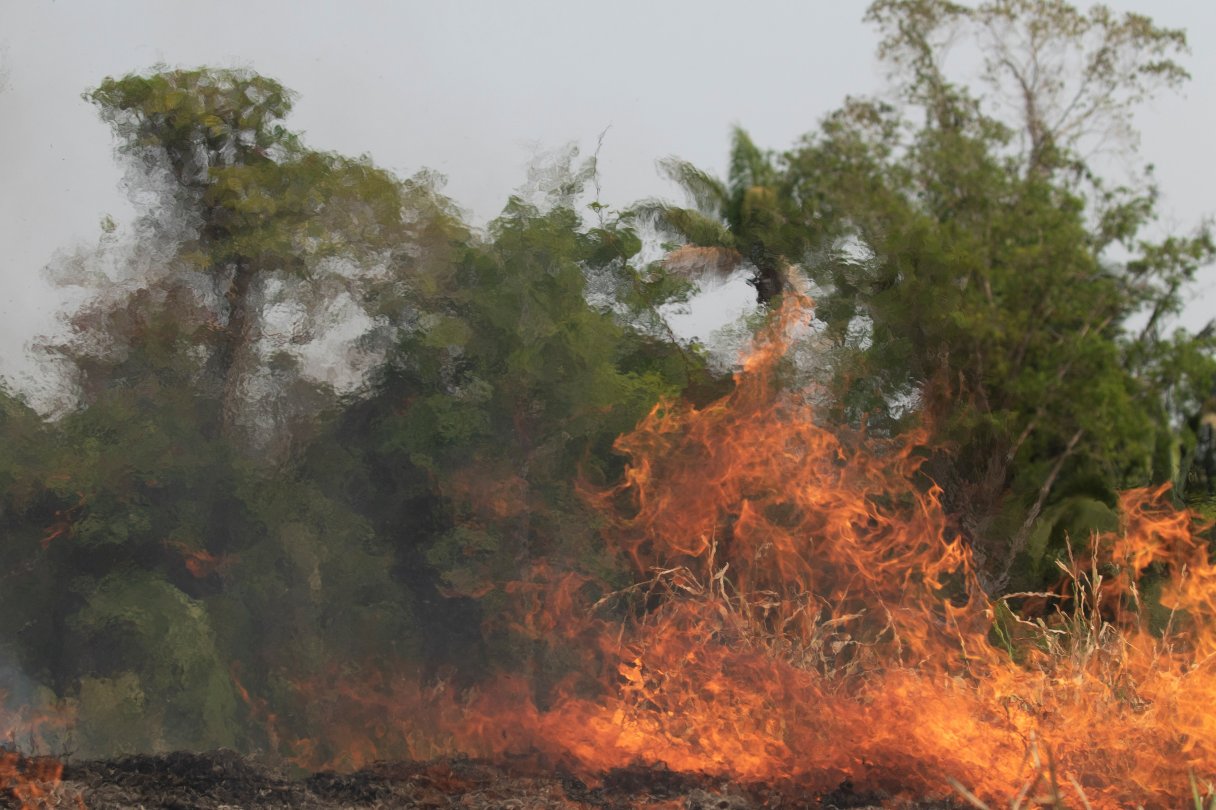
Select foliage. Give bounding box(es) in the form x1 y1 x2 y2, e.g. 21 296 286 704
88 68 421 441
641 127 809 304
615 0 1212 594
321 186 716 678
762 0 1212 587
0 66 714 752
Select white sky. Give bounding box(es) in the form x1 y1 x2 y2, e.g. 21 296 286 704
1 1 1213 392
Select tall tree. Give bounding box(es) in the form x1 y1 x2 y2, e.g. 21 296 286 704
0 67 456 754
777 0 1213 586
89 68 412 439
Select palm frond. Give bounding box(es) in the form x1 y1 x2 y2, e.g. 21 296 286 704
656 156 729 215
635 202 737 249
727 126 777 198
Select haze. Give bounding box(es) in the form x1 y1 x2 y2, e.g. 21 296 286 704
1 0 1213 392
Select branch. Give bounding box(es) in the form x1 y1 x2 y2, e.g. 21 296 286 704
999 426 1085 590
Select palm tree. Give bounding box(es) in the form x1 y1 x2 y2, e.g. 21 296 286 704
641 127 804 305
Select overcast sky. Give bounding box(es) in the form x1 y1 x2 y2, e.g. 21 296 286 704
1 1 1213 392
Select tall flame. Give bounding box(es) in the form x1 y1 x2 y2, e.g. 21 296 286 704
275 296 1216 808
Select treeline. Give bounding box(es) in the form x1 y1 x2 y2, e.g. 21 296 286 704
1 0 1213 758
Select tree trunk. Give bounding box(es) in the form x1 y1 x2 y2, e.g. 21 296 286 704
751 257 788 306
206 259 256 437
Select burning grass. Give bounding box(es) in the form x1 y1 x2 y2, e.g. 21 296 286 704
7 296 1216 809
0 692 77 810
236 296 1215 809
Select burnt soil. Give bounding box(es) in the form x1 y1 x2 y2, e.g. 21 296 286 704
5 750 967 809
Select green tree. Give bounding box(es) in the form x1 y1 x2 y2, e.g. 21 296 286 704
867 0 1190 176
19 227 427 756
321 183 717 680
775 0 1213 587
0 67 453 754
89 68 412 440
643 127 808 304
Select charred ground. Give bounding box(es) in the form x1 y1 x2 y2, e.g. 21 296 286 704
6 751 961 810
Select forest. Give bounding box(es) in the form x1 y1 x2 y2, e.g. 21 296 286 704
2 1 1215 807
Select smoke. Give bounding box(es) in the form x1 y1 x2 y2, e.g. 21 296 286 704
0 647 70 758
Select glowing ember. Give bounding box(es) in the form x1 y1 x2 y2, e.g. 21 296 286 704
0 753 68 810
271 296 1216 808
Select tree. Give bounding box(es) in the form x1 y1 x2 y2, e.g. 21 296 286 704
319 185 717 680
775 0 1212 587
0 67 460 754
643 127 808 305
88 68 414 440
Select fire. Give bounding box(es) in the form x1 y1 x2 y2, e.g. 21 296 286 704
0 753 68 810
271 296 1215 808
0 693 77 809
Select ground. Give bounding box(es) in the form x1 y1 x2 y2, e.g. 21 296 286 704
3 751 969 809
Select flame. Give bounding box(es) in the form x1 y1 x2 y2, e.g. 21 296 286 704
269 295 1215 808
0 753 69 810
0 693 77 809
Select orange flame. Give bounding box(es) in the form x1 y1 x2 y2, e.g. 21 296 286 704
0 753 69 810
0 693 77 809
271 296 1216 808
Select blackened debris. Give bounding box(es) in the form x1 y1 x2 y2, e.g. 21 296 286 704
6 751 972 809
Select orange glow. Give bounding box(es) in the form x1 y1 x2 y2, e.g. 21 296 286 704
270 295 1216 808
0 753 68 810
165 541 236 579
0 693 75 809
